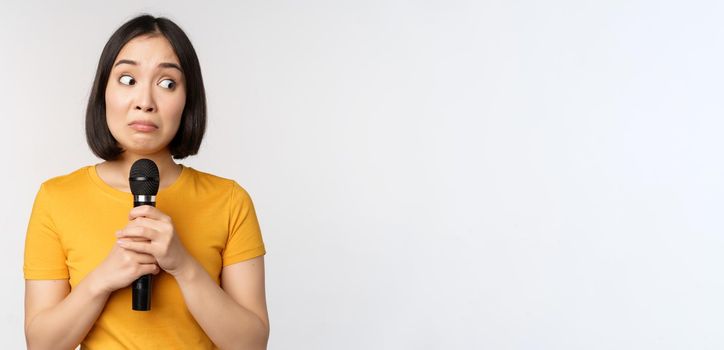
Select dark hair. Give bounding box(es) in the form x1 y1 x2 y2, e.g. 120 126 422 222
86 14 206 160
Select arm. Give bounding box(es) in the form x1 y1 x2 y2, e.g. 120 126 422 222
118 206 269 350
176 256 269 350
24 278 109 350
25 244 160 350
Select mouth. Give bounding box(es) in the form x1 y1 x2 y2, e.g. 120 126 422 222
128 120 158 132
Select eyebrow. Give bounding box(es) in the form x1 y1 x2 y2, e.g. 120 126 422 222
113 59 183 72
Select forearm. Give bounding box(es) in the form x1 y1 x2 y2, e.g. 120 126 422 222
25 274 110 350
175 260 269 350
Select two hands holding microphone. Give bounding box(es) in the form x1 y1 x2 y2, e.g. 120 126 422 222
86 159 188 310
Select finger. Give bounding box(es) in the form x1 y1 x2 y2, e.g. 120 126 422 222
129 251 157 264
126 217 170 235
129 205 172 223
117 239 155 256
116 243 156 262
116 226 159 241
138 263 160 276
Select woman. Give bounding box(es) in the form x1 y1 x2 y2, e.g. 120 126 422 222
23 14 269 349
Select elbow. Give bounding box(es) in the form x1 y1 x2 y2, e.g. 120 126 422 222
225 318 269 350
248 319 270 350
260 317 270 346
25 327 78 350
24 323 39 350
249 314 270 350
25 336 50 350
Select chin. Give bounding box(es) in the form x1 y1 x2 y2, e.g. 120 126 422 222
121 144 168 157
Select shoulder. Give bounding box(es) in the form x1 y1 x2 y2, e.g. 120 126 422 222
38 166 95 196
30 166 96 215
184 167 253 200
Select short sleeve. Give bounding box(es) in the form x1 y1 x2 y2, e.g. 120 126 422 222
23 184 69 280
222 182 266 266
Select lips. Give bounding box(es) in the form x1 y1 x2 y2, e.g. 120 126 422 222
128 120 158 132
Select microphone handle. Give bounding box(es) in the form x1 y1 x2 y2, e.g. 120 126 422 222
132 199 155 311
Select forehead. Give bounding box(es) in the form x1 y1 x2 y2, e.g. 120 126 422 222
114 34 180 65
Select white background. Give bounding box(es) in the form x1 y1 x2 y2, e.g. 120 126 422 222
1 0 723 349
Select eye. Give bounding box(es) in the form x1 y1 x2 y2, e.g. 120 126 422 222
158 79 176 89
119 75 136 86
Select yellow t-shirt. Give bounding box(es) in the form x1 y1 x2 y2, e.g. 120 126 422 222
23 165 266 349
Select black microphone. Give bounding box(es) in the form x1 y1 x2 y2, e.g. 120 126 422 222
128 158 159 311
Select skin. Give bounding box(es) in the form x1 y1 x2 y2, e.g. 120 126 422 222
98 32 187 190
25 34 269 350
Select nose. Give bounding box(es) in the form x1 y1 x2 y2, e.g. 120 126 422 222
134 84 157 113
135 104 155 112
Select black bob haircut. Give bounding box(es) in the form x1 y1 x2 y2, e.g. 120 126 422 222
86 14 206 160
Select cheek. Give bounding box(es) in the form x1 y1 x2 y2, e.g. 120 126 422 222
166 92 187 128
104 87 127 120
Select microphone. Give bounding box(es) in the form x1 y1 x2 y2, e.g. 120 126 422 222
128 158 159 311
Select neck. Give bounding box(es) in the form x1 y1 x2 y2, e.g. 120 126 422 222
96 149 183 192
116 150 179 179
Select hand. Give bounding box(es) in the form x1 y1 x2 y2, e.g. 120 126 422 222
91 240 160 295
116 205 192 278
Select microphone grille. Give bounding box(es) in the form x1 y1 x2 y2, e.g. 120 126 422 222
129 159 160 195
